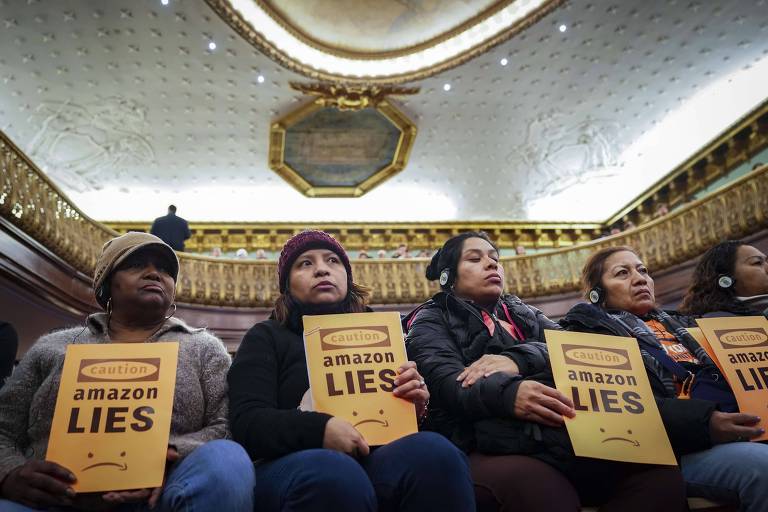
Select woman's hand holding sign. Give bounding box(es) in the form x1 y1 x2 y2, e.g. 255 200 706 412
0 459 76 509
323 417 370 457
393 361 430 420
322 361 430 456
101 446 179 509
709 411 764 444
514 381 576 428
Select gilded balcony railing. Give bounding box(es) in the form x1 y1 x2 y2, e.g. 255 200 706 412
2 128 768 306
0 135 116 275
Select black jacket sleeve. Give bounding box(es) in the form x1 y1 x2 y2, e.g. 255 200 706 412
406 307 522 420
227 323 331 459
500 341 550 377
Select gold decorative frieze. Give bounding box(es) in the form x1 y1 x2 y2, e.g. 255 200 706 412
290 83 420 111
104 221 602 254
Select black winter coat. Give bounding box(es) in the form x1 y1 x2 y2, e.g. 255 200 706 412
404 293 573 466
560 303 716 455
228 312 332 461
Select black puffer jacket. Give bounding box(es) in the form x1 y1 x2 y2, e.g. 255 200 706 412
560 303 716 455
404 292 567 459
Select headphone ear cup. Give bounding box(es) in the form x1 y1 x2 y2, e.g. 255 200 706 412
439 269 450 287
588 287 603 304
718 275 734 289
97 283 109 302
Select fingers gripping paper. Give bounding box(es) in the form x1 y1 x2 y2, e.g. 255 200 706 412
695 316 768 442
303 312 417 446
46 342 179 492
546 330 676 465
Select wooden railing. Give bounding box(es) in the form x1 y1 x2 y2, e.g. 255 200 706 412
2 129 768 306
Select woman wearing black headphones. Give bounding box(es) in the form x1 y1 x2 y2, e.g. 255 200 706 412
561 245 768 512
405 233 686 512
680 240 768 317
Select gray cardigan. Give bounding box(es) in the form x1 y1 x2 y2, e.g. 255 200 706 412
0 313 232 483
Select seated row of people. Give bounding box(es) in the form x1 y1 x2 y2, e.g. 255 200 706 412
0 230 766 511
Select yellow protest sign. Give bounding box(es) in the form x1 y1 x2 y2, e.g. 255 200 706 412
46 342 179 492
695 316 768 441
303 312 417 446
686 327 727 377
546 330 676 465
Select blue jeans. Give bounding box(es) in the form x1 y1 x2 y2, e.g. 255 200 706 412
681 441 768 512
0 440 255 512
253 431 475 512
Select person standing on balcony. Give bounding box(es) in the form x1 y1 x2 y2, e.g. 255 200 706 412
150 205 191 252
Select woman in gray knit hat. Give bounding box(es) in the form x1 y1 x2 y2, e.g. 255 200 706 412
0 232 254 512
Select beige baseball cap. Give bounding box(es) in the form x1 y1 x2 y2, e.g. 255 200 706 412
93 232 179 308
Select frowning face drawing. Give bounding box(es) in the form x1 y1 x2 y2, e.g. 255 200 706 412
82 450 128 472
599 427 639 447
352 409 389 429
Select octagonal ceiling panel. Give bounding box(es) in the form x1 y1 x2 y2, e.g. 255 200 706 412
270 101 416 197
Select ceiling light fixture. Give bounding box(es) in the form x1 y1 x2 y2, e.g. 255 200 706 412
257 74 265 83
160 0 169 5
559 24 567 32
500 57 509 66
208 41 217 50
443 83 452 91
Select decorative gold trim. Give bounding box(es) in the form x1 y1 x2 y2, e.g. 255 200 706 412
269 95 417 197
204 0 566 84
104 220 604 253
255 0 519 60
290 82 420 110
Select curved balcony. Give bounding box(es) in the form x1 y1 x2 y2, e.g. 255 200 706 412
2 130 768 310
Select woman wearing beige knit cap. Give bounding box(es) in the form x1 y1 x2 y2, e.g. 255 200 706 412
0 232 254 512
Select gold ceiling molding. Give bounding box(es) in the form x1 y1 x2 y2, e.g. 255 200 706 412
289 82 420 111
269 92 416 197
203 0 566 84
255 0 517 59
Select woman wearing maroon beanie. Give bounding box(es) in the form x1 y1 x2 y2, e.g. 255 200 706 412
227 230 475 512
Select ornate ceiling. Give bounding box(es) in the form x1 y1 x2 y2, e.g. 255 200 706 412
1 0 767 223
258 0 504 54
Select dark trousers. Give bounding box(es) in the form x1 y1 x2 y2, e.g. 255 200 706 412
253 432 476 511
470 452 687 512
